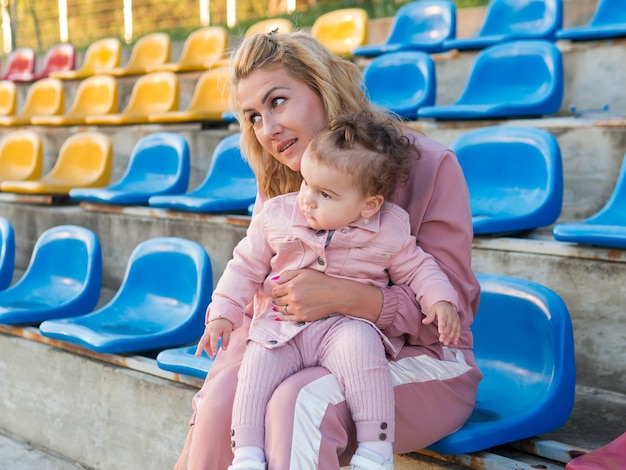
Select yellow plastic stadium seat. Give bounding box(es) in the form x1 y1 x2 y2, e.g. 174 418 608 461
99 33 171 77
311 8 368 58
147 27 227 73
85 71 178 125
0 78 64 126
31 75 119 126
0 130 43 182
50 38 121 80
148 67 229 124
0 132 112 195
0 81 17 116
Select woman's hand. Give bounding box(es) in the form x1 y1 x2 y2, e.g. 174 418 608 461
271 269 383 323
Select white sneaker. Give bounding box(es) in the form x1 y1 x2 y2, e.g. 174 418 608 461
350 447 394 470
227 460 267 470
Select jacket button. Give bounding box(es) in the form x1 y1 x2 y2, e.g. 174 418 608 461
296 321 305 326
317 256 325 266
268 340 278 345
316 230 326 236
379 433 387 441
380 422 388 430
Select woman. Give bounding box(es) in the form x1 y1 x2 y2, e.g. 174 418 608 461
176 31 482 470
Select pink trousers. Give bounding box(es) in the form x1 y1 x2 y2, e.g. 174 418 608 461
185 322 481 470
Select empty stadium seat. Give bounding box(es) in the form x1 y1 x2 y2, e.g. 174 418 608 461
417 40 563 120
427 273 575 455
0 80 17 116
85 71 178 125
0 225 102 325
0 130 43 182
556 0 626 42
99 32 171 77
146 27 227 73
443 0 562 51
0 77 64 126
156 344 215 379
148 133 256 213
31 75 118 126
452 126 563 235
39 237 213 354
0 131 112 195
362 50 436 120
50 37 121 80
69 132 190 205
352 0 456 56
0 216 15 290
12 43 76 82
552 152 626 249
0 47 36 81
147 67 229 124
311 8 368 58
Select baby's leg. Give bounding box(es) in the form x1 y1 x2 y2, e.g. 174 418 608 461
232 340 303 449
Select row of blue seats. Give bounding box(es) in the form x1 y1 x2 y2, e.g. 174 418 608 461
0 217 575 458
363 39 563 120
353 0 626 57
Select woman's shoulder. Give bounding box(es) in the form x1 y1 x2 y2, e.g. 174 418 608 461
405 129 455 163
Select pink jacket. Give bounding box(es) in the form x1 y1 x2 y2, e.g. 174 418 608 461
207 194 459 358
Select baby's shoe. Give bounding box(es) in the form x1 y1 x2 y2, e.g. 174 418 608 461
227 460 266 470
350 447 393 470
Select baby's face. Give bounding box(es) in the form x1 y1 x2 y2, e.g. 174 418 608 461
297 150 368 231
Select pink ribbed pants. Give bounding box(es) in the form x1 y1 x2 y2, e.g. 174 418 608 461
231 316 394 449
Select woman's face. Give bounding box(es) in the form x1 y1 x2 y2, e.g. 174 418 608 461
236 67 328 172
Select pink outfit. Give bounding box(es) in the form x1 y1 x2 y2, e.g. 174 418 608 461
186 131 482 470
208 195 459 450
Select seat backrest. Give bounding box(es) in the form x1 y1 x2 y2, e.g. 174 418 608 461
124 32 171 71
470 273 575 439
363 51 436 120
47 132 112 187
124 71 179 115
80 37 122 73
452 126 562 230
1 48 36 79
592 152 626 219
590 0 626 26
68 75 119 116
36 43 76 79
108 237 212 330
18 77 64 117
0 130 43 181
187 66 230 115
194 133 256 198
178 27 227 67
114 132 190 194
245 18 293 37
18 225 102 295
311 8 368 57
0 216 15 290
386 0 456 45
478 0 562 40
457 40 563 110
0 80 17 116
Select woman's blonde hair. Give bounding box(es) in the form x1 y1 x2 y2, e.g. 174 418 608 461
229 31 391 199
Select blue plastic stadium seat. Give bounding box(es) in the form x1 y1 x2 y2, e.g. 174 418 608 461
148 133 257 213
552 152 626 249
0 225 102 325
352 0 456 56
417 40 563 120
556 0 626 41
443 0 562 51
156 344 216 379
69 132 190 205
39 237 212 354
363 51 436 120
452 126 563 235
428 273 575 455
0 216 15 290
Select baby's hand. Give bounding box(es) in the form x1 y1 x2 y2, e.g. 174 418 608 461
196 318 233 358
422 301 461 346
